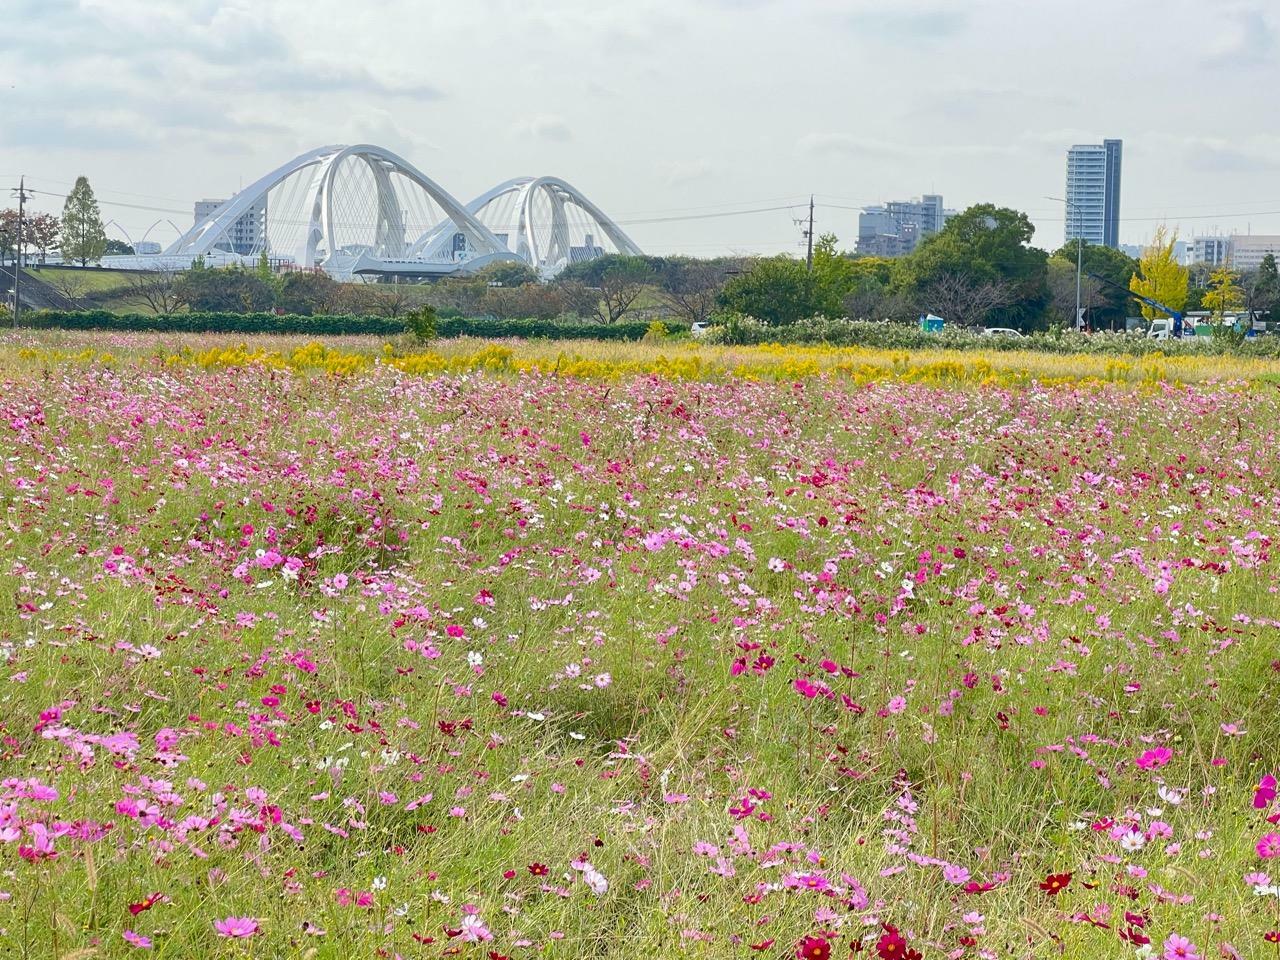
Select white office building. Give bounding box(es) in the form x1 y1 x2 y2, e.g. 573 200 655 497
193 198 267 257
1228 235 1280 271
1065 139 1122 249
1191 237 1230 267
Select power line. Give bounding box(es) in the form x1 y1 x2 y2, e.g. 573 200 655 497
1031 209 1280 223
612 195 810 217
614 204 801 226
25 188 190 217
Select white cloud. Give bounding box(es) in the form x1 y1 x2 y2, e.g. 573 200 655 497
5 0 1280 255
513 115 574 143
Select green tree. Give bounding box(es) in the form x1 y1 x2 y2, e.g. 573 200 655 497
655 257 732 325
717 256 814 325
273 271 340 315
1253 253 1279 319
808 234 862 317
1202 265 1244 323
405 304 438 342
26 214 61 263
594 256 654 324
475 260 539 288
1049 241 1138 330
178 265 274 312
104 238 134 256
1129 225 1189 322
841 256 898 320
0 209 17 265
60 176 108 266
1046 257 1102 327
899 204 1049 327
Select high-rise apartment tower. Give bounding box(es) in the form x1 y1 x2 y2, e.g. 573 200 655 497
1064 139 1122 249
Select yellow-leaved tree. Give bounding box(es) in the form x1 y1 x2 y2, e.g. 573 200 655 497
1202 265 1243 323
1129 225 1189 321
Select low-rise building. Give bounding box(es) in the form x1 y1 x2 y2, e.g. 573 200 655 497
1228 235 1280 271
1190 237 1229 267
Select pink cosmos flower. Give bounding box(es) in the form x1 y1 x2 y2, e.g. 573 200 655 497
1257 833 1280 859
1162 932 1200 960
213 916 259 938
1254 774 1277 809
459 913 492 942
1135 747 1172 770
122 930 152 949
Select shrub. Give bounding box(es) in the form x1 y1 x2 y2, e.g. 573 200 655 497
405 305 438 343
708 313 1280 359
643 320 669 342
24 309 691 343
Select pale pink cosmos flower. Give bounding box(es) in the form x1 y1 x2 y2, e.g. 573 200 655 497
459 914 492 942
122 930 152 949
213 916 259 938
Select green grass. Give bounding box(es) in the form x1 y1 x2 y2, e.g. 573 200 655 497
0 332 1277 958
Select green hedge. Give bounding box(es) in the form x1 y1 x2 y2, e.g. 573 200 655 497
24 310 687 342
711 315 1280 358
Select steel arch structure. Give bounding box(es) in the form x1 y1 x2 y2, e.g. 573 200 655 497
165 145 641 279
409 176 644 278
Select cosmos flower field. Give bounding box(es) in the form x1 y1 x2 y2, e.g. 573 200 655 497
3 333 1280 959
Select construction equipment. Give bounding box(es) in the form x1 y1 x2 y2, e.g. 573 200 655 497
1087 271 1185 337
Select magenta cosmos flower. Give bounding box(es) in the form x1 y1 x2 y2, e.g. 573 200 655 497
214 916 260 938
1257 833 1280 859
1162 932 1200 960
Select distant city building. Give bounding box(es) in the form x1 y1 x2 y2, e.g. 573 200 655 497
570 232 605 263
856 195 952 257
194 198 266 256
1065 139 1122 249
134 241 162 255
1228 235 1280 271
1121 239 1189 265
1191 236 1230 267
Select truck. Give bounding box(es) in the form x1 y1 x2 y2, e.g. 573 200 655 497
1086 272 1187 339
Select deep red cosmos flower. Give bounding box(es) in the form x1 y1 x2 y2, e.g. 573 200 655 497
1040 872 1072 895
796 935 832 960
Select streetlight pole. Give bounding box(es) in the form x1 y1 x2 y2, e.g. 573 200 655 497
1047 195 1083 332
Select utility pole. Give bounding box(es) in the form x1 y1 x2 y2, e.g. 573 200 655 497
11 177 31 327
805 195 815 273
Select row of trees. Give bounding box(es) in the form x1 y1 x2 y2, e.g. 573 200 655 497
109 254 746 325
1125 224 1280 325
713 205 1052 328
0 176 110 267
716 207 1280 330
87 258 434 318
424 256 743 326
11 177 1279 330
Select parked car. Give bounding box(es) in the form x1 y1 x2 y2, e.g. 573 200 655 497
690 322 710 338
982 327 1024 338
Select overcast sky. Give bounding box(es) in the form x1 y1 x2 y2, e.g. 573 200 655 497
2 0 1277 258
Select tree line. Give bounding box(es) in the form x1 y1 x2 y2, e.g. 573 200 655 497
6 177 1277 330
0 176 116 267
